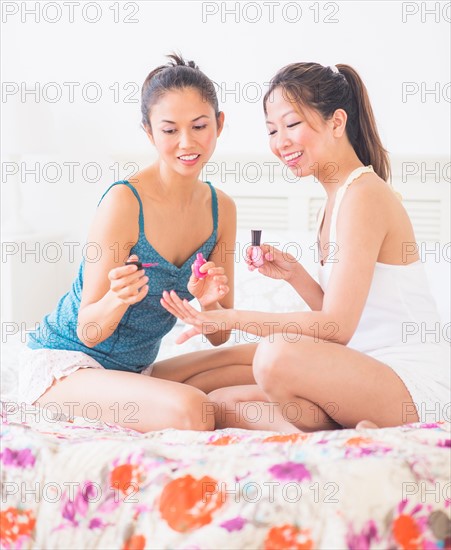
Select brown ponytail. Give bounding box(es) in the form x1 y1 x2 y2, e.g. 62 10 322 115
336 64 390 182
263 63 391 182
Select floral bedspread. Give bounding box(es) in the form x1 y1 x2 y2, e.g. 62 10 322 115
1 403 450 550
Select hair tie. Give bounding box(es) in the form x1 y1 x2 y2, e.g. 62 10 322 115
329 65 339 74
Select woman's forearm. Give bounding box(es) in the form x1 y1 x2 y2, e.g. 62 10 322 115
227 308 348 345
77 291 129 347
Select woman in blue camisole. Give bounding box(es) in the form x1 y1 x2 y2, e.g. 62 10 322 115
22 55 256 432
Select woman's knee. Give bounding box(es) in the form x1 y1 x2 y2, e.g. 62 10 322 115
253 336 316 391
208 387 249 429
171 387 215 431
208 386 235 404
207 387 238 418
252 335 288 390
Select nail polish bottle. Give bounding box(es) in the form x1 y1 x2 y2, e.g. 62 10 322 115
251 230 264 267
193 253 207 279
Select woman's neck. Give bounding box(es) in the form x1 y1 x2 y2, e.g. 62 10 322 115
151 161 201 204
318 149 365 199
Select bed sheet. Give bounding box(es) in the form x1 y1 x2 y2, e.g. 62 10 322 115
1 404 450 549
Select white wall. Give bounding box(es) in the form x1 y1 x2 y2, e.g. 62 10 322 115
2 1 450 159
2 1 450 225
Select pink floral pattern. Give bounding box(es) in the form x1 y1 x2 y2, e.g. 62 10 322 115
1 405 450 549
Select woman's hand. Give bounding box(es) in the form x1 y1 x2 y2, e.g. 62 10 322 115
246 244 300 282
161 290 233 344
187 261 229 307
108 254 149 305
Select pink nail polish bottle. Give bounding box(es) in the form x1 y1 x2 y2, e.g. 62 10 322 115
193 252 207 279
251 230 264 267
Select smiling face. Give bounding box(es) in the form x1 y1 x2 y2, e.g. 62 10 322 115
265 87 338 178
146 87 224 177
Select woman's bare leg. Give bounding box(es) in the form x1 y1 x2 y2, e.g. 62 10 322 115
208 385 340 432
151 343 257 392
252 335 419 430
35 368 215 432
208 385 303 432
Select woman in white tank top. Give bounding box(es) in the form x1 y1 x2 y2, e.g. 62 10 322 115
161 63 450 431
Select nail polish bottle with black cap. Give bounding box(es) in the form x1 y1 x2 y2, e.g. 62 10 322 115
251 230 264 267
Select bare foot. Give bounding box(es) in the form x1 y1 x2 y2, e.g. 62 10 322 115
356 420 379 430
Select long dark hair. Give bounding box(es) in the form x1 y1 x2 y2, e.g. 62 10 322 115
141 53 220 131
263 63 390 182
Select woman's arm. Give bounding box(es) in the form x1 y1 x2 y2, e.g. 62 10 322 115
289 263 324 310
200 190 237 346
163 179 389 346
77 185 146 347
251 245 324 310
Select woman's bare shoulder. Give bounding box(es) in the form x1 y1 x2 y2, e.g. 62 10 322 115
214 187 236 211
126 166 157 196
97 182 141 214
345 172 398 207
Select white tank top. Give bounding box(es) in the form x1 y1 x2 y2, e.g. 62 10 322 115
316 165 443 355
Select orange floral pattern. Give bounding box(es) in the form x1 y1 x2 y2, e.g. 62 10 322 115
393 514 422 549
346 436 373 446
159 475 225 532
207 435 239 445
110 464 143 495
0 507 36 548
264 524 314 550
263 434 310 443
122 534 146 550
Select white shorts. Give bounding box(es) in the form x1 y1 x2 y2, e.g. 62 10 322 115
17 348 154 406
367 344 451 424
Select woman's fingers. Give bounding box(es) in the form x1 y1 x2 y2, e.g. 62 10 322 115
160 298 186 320
189 263 226 290
161 291 187 319
160 298 178 317
189 264 199 281
116 273 148 294
108 256 149 304
109 264 142 282
197 263 225 278
168 290 192 310
195 260 215 277
200 260 215 271
260 244 276 262
176 326 202 344
212 274 228 285
123 283 149 305
161 290 202 322
160 291 222 342
110 271 147 294
205 265 224 276
163 291 219 331
246 243 276 268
